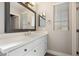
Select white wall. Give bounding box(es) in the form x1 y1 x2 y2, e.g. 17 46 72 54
0 3 4 34
37 2 72 55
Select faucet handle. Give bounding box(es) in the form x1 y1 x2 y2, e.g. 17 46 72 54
28 31 31 35
24 31 31 36
24 32 27 36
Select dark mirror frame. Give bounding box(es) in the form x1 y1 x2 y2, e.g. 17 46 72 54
38 15 46 27
5 2 36 33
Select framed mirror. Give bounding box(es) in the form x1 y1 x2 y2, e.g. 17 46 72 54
5 2 36 33
38 15 46 27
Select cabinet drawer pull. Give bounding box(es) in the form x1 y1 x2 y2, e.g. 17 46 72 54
34 50 36 52
24 49 27 52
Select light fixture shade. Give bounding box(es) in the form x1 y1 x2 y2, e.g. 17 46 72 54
42 12 46 16
30 2 36 6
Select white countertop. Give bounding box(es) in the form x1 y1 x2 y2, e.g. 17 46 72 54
0 31 48 55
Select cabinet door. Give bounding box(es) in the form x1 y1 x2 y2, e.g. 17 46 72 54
24 50 35 56
7 43 35 56
39 35 47 55
26 35 47 56
24 42 41 56
26 46 40 56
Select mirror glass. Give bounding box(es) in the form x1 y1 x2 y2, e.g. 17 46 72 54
39 15 46 27
8 2 36 32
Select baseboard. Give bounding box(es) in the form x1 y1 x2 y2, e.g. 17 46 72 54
47 49 72 56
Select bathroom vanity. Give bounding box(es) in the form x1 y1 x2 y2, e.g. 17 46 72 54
0 31 48 56
0 2 48 56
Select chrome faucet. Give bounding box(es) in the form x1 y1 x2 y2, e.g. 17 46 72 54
28 31 31 35
24 31 31 36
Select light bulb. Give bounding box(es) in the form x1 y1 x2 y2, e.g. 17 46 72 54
31 2 35 6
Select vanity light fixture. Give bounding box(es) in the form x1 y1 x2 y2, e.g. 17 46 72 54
42 12 46 17
40 12 46 18
23 2 36 7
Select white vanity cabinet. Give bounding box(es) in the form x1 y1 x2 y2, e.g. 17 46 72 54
7 34 47 56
